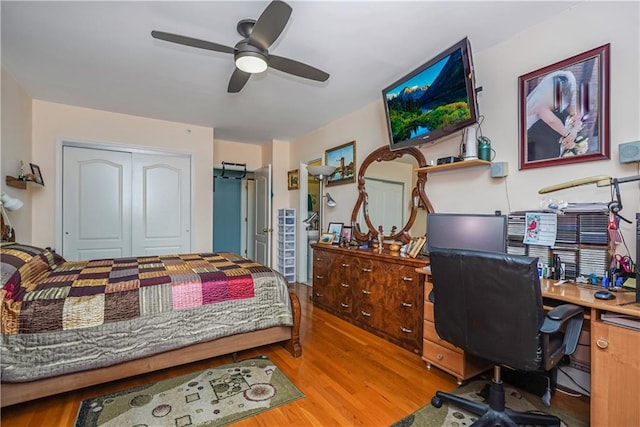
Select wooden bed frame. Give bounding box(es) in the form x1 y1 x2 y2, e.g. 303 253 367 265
0 291 301 407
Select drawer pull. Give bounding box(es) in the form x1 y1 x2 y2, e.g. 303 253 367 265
314 293 322 297
400 327 413 333
362 268 373 272
341 303 349 308
316 258 322 261
361 311 371 317
341 283 350 288
315 275 323 279
401 302 413 307
362 290 372 295
341 263 349 267
402 276 414 281
596 338 608 349
436 353 444 361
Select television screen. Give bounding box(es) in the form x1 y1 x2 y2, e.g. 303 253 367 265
426 213 507 254
382 38 479 151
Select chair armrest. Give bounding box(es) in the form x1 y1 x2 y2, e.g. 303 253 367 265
540 304 584 356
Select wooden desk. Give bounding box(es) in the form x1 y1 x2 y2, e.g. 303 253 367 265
419 268 640 425
540 279 640 426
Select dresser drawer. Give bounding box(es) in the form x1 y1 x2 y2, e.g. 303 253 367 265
422 339 465 375
424 302 434 322
423 320 460 353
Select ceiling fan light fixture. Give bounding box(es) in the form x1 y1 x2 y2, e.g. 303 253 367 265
235 51 268 74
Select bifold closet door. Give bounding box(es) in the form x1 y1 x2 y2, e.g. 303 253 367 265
62 146 133 260
131 153 191 256
63 146 191 261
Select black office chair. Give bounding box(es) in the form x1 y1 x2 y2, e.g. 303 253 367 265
428 248 584 427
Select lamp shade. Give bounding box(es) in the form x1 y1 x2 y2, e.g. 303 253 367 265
235 51 268 74
0 193 23 211
307 165 337 180
325 193 337 207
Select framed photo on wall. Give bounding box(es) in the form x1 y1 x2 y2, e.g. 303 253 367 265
325 141 356 186
287 169 299 190
518 44 610 170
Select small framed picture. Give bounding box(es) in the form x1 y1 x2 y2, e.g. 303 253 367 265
340 226 353 243
30 163 44 186
318 232 335 244
407 236 426 258
287 169 299 190
327 222 343 243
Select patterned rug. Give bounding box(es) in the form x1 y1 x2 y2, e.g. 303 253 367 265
74 356 304 427
391 380 588 427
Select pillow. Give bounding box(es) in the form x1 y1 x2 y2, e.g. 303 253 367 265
1 244 66 292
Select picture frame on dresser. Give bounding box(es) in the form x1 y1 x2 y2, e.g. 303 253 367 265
318 233 335 244
327 222 343 243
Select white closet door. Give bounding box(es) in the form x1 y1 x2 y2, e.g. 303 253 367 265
254 165 272 266
62 146 132 260
131 153 191 256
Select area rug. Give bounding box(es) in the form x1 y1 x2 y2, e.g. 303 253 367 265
391 380 588 427
74 355 304 427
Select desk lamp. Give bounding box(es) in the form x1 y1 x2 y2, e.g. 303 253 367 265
307 165 337 234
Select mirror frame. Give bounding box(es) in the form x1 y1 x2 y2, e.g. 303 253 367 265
350 145 434 244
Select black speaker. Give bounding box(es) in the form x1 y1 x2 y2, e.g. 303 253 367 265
619 141 640 163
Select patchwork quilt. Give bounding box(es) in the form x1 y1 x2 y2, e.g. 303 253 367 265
1 244 293 382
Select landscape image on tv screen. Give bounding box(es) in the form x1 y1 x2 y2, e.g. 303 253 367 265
384 46 471 146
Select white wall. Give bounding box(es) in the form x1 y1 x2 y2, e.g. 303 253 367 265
31 101 215 252
290 1 640 260
1 67 33 242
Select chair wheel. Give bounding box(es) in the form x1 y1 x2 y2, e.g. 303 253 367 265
431 396 443 408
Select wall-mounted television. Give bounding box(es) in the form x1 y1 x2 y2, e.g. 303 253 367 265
425 213 507 254
382 37 479 151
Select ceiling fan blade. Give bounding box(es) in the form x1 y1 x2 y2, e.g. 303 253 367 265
269 55 329 82
249 0 292 51
228 68 251 93
151 30 235 54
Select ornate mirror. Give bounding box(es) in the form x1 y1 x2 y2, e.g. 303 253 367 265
350 146 433 244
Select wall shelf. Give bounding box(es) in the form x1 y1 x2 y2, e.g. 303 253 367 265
415 159 490 173
5 176 27 190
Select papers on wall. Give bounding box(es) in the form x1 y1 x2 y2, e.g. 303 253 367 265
523 212 557 246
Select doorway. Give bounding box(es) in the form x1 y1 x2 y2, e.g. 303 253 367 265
300 159 322 284
212 166 255 259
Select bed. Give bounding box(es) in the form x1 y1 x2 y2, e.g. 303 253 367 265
0 243 301 407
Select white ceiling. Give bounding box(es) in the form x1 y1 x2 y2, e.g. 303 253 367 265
2 1 578 144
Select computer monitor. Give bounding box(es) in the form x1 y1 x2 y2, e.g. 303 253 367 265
426 213 508 254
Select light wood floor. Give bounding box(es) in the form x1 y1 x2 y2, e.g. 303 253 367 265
1 283 589 426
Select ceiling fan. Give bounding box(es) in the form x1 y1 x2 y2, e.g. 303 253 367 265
151 0 330 93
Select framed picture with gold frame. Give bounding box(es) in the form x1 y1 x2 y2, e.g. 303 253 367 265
287 169 299 190
407 236 426 258
318 232 335 244
325 140 356 186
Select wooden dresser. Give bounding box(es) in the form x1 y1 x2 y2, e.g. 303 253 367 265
422 272 492 384
311 244 427 354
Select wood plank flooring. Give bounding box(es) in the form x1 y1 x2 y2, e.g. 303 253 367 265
1 283 589 426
